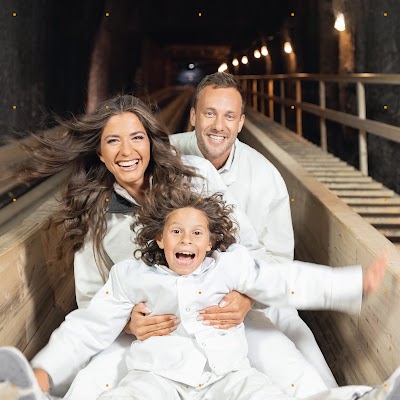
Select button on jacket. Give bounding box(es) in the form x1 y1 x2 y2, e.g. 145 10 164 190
32 244 362 388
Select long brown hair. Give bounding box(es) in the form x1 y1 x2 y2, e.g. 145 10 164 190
18 95 199 276
134 189 237 267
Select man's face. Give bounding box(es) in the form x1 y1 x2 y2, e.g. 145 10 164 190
191 86 245 170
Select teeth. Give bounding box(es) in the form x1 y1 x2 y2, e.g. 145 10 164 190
118 160 139 167
209 135 224 143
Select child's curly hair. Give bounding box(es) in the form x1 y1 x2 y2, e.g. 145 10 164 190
134 188 237 266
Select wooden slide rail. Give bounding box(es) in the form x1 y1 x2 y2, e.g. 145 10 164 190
242 109 400 386
0 88 194 358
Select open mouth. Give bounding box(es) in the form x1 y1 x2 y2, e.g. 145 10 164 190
175 251 196 265
208 134 225 143
117 160 139 168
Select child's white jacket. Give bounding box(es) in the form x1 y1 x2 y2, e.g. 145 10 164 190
32 244 362 388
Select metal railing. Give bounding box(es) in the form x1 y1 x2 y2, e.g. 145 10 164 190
238 74 400 176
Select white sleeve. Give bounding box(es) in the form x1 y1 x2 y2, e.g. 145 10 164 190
230 246 363 315
31 264 133 387
74 240 109 309
259 170 294 263
189 156 266 258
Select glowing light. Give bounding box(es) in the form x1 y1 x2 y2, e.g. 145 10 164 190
254 49 261 58
241 56 248 65
188 63 195 69
218 63 228 72
232 58 239 67
284 42 293 54
261 45 268 56
334 13 345 31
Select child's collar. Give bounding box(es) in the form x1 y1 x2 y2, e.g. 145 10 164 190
155 257 215 276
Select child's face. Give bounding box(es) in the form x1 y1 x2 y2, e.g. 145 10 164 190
156 207 212 275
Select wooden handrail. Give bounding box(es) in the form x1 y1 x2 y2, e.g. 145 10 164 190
238 73 400 177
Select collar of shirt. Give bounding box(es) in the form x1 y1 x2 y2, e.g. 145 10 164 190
218 140 237 173
155 257 215 276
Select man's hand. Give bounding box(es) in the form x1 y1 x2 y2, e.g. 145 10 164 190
124 303 180 340
197 291 253 329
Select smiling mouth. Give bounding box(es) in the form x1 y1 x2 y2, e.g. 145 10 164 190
175 252 195 265
208 134 225 143
117 160 139 168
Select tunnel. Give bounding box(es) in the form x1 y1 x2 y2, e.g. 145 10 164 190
1 0 400 398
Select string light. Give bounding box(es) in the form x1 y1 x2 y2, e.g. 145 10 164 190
284 42 293 54
218 63 228 72
334 13 345 31
241 56 248 64
261 45 269 56
232 58 239 67
254 49 261 58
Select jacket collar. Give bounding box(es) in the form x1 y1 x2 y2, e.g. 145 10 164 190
107 183 140 214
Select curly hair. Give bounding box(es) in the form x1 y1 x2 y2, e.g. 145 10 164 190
17 94 200 279
134 189 237 267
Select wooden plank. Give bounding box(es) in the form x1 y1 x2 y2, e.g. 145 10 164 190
342 198 400 205
325 183 383 190
304 166 358 171
242 112 400 386
376 228 400 238
317 177 373 183
0 193 75 357
365 217 400 225
333 190 394 197
352 206 400 215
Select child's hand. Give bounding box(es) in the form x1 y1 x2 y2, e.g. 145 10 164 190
33 368 50 392
363 251 389 296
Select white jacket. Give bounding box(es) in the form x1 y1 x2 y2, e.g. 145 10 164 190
170 132 294 263
31 244 362 388
73 155 268 308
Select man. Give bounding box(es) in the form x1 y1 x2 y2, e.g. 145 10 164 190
170 72 338 391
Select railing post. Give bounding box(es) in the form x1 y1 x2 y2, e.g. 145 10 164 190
252 79 258 112
319 80 327 152
356 82 368 176
242 79 248 106
280 80 286 126
260 79 265 115
295 80 302 136
268 79 274 120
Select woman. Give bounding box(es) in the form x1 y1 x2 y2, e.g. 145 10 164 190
20 95 265 398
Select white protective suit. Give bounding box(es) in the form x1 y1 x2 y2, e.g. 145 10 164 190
33 245 364 400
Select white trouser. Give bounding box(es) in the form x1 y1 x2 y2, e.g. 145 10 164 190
64 311 332 399
265 306 338 388
97 368 286 400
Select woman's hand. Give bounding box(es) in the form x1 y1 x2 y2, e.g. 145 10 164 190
33 369 50 392
197 291 253 329
124 303 180 340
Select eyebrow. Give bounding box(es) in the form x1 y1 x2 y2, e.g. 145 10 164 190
205 107 237 114
103 131 146 139
169 222 207 229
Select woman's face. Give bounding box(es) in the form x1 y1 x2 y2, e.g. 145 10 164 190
98 112 151 197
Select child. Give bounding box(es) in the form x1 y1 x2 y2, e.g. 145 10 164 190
1 189 398 400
